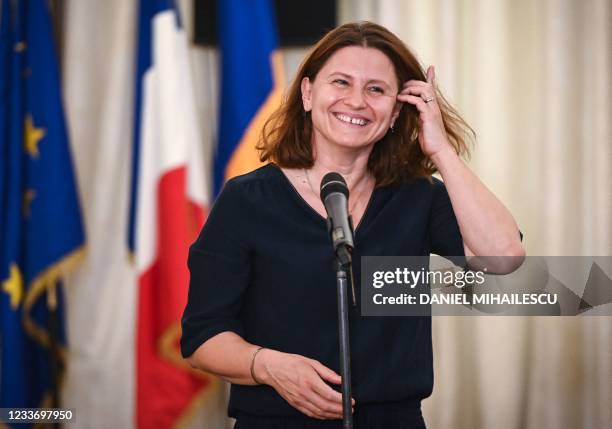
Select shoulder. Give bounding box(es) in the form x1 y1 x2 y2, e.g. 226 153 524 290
224 163 281 192
214 163 284 212
219 163 280 195
377 176 450 217
198 166 281 244
429 176 448 195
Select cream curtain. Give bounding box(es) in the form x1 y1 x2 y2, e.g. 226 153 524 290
337 1 612 428
60 0 610 428
61 1 138 427
60 0 226 428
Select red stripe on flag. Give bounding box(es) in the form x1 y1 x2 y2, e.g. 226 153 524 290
137 166 209 429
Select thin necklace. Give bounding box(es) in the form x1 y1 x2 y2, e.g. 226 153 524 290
304 168 366 215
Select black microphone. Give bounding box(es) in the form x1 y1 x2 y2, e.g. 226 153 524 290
320 172 354 266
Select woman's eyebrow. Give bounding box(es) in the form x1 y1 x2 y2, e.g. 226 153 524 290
327 71 392 87
327 71 353 79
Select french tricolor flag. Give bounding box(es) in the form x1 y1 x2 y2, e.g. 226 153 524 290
128 1 212 428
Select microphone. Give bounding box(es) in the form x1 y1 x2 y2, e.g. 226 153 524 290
320 172 354 266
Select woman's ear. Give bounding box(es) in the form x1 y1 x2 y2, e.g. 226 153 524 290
301 77 312 112
390 102 402 128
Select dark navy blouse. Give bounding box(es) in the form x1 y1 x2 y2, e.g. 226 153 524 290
181 163 464 420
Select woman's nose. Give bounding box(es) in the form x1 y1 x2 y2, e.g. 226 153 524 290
344 86 367 109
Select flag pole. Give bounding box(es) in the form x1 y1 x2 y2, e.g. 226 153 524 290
47 282 61 412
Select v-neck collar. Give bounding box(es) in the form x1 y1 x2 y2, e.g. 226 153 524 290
270 163 378 234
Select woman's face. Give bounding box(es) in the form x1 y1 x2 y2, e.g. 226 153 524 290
301 46 401 154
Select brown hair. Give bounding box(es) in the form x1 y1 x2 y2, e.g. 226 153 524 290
258 21 474 186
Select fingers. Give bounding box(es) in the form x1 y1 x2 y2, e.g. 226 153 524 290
308 360 355 416
269 355 355 420
294 397 343 420
403 79 430 88
311 380 343 404
302 384 354 420
285 376 351 420
280 390 342 420
310 359 341 384
303 387 344 418
397 94 429 114
407 65 435 85
398 69 441 114
401 65 437 102
309 359 356 406
426 65 435 84
309 366 355 406
400 83 435 103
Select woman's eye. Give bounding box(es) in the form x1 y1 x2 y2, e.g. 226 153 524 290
332 79 349 86
368 86 384 94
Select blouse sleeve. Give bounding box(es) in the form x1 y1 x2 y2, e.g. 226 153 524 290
428 177 465 258
180 180 250 358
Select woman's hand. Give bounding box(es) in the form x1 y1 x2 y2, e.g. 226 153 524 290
397 65 452 158
254 348 354 420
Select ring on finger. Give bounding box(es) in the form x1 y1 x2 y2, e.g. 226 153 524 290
423 96 434 103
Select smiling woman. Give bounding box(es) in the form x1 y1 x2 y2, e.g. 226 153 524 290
181 21 525 429
258 22 473 187
302 47 400 152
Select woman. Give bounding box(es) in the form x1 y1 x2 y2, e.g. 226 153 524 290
181 21 524 428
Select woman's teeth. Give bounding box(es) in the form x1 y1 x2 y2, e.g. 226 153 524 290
335 113 368 126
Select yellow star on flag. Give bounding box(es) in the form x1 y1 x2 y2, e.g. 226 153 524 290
23 189 36 217
14 41 26 52
2 263 24 310
24 114 45 158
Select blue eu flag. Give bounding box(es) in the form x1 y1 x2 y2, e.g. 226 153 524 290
0 0 85 418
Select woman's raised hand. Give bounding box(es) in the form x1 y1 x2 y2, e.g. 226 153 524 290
253 348 355 420
397 65 452 158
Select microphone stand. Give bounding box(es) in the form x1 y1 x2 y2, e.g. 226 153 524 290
320 172 357 428
335 245 354 429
